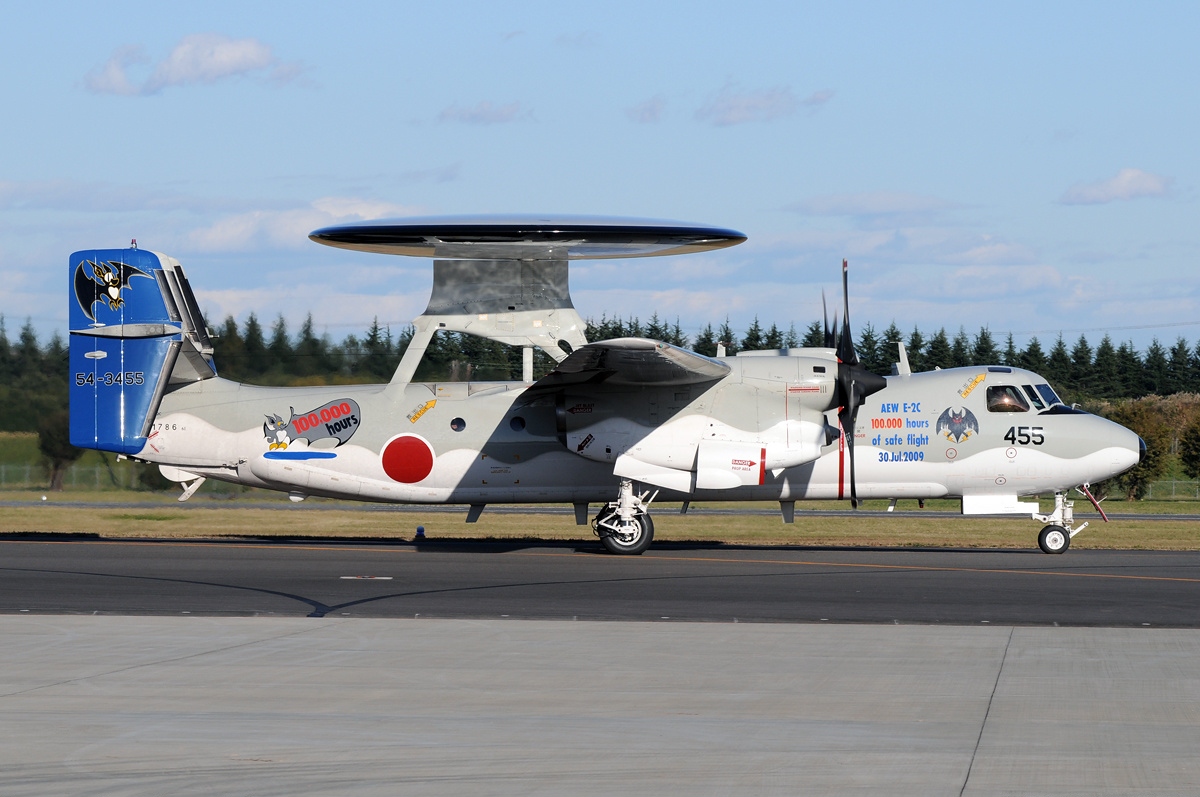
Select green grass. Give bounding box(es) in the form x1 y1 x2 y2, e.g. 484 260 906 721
0 432 39 464
1 495 1197 550
2 433 1198 549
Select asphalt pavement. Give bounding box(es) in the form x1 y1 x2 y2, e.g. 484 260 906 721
3 537 1198 796
2 537 1199 625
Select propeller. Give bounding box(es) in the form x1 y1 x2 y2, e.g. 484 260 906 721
823 259 888 508
822 293 837 349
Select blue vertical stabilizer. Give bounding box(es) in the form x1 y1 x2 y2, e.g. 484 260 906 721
69 248 215 454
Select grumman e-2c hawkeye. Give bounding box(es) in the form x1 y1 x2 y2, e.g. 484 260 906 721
68 216 1142 555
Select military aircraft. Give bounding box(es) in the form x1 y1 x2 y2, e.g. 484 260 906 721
68 216 1142 555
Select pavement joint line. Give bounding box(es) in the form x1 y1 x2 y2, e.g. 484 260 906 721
959 626 1014 797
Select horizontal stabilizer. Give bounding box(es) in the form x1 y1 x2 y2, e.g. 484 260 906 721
527 338 731 391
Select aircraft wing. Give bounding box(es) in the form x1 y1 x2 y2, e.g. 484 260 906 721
527 337 730 391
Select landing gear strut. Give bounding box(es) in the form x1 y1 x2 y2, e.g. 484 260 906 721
593 479 657 555
1032 489 1094 554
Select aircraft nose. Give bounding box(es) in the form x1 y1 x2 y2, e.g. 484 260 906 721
1108 422 1143 474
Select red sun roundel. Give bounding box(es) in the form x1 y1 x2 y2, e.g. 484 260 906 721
381 434 435 483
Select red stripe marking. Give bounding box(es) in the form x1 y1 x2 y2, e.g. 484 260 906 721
837 417 845 500
1080 483 1109 522
759 447 766 485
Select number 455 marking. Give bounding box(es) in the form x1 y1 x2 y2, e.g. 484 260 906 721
1004 426 1044 445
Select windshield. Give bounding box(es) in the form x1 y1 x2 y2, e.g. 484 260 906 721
987 385 1030 412
1035 383 1063 407
1021 385 1046 410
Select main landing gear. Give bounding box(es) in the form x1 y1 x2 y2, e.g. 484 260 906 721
1033 487 1106 554
593 479 658 555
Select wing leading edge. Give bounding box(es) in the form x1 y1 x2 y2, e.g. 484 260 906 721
526 338 730 391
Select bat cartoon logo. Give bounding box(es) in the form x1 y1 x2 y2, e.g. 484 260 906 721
936 406 979 443
73 259 151 321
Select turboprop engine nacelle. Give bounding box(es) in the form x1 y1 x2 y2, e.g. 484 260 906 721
559 352 841 493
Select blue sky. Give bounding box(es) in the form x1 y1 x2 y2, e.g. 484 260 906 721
3 1 1197 353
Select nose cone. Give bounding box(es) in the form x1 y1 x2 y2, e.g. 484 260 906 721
1107 421 1143 476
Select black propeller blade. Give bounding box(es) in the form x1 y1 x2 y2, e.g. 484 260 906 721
822 292 838 350
830 259 887 508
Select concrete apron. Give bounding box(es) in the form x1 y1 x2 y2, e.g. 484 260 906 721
0 617 1197 796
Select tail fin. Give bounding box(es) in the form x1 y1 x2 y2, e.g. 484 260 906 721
69 247 216 454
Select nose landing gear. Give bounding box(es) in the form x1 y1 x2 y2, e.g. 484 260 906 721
1033 485 1107 554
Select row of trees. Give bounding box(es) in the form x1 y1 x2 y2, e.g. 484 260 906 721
1096 393 1200 501
207 311 1200 406
828 322 1200 405
7 311 1200 427
0 318 68 433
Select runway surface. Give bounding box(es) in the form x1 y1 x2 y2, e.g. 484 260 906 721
2 536 1198 625
4 537 1200 795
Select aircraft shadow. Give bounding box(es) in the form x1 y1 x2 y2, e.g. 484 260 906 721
0 531 1045 556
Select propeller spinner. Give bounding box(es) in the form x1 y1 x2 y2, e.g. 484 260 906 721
825 260 888 508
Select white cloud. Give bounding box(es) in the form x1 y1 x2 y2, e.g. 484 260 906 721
145 33 273 92
1059 168 1172 205
438 101 525 125
196 286 423 334
85 33 303 96
575 252 741 287
398 163 461 183
695 85 799 126
265 60 307 87
627 95 666 124
83 45 148 96
575 286 756 328
749 225 1038 273
802 89 834 107
186 197 423 252
947 239 1037 266
0 178 249 213
885 265 1065 302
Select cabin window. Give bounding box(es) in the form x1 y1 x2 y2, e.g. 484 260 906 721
1021 385 1046 410
986 385 1030 412
450 417 466 431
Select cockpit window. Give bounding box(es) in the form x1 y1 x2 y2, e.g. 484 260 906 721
986 385 1030 412
1035 384 1063 407
1021 385 1046 410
